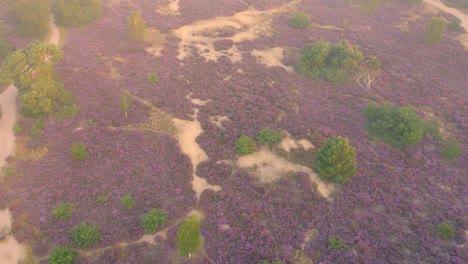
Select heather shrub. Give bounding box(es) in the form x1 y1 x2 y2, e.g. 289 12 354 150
315 136 357 184
425 17 447 45
364 103 424 148
53 203 73 219
437 222 455 240
235 135 257 156
441 138 461 162
53 0 103 27
49 246 77 264
327 236 346 249
257 127 283 146
289 13 310 29
70 143 88 161
142 209 167 234
71 223 101 248
296 40 380 83
121 194 134 209
147 72 160 84
177 215 201 257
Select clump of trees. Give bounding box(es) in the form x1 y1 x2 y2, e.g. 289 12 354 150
296 40 380 84
0 41 77 119
53 0 103 27
315 136 357 184
177 215 202 257
289 13 310 29
364 103 425 148
425 17 447 45
5 0 50 38
128 11 147 41
49 246 77 264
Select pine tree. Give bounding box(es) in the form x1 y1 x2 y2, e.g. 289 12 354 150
425 17 447 45
128 11 147 41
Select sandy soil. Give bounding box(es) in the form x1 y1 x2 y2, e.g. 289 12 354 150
173 0 300 62
157 0 180 16
0 209 25 264
424 0 468 48
279 136 314 152
251 47 293 72
237 147 334 199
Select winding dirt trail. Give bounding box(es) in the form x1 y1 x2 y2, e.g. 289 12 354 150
424 0 468 48
0 18 61 264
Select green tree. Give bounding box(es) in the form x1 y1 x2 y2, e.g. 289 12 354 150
289 13 310 29
128 11 146 41
441 138 461 162
315 136 357 184
53 0 103 27
70 143 88 161
0 21 14 62
364 103 425 148
6 0 50 38
142 209 166 234
120 92 132 117
257 127 283 146
177 215 201 257
437 222 455 240
425 17 447 45
49 246 78 264
71 223 101 248
235 135 257 156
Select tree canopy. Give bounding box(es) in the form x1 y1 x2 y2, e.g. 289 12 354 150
315 136 357 184
128 11 147 41
6 0 50 38
53 0 103 27
425 17 447 45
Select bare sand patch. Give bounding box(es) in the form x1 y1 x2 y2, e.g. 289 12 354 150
279 137 314 152
157 0 180 16
145 27 167 57
237 147 334 199
0 208 25 264
0 85 17 171
251 47 293 72
173 0 301 62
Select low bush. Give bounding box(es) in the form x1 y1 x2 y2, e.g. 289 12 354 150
121 194 134 209
71 223 101 248
53 203 73 219
441 138 461 162
327 236 346 250
142 209 167 234
96 195 108 203
147 72 160 84
235 135 257 156
315 136 357 184
177 215 201 257
364 103 425 148
49 246 78 264
257 128 283 146
289 13 310 29
425 17 447 45
70 143 88 161
437 222 455 240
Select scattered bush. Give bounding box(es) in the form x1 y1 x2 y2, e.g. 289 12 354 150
96 195 108 203
71 223 101 248
327 236 346 249
235 135 257 156
315 136 357 184
289 13 310 29
53 203 73 219
441 138 461 162
257 128 283 146
364 103 425 148
142 209 167 234
437 222 455 240
147 72 160 84
53 0 103 27
49 246 78 264
70 143 88 161
296 40 380 83
121 194 134 209
128 11 146 41
425 17 447 45
177 215 201 257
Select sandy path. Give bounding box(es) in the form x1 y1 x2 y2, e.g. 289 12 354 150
424 0 468 48
0 17 61 264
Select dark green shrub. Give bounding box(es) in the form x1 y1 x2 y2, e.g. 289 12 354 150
327 236 346 249
425 17 447 45
53 0 103 27
257 128 283 146
142 209 167 234
147 72 159 84
121 194 134 209
289 13 310 29
177 215 201 257
364 103 424 148
315 136 357 184
235 135 257 156
441 138 461 162
49 246 77 264
53 203 73 219
71 223 101 248
70 143 88 161
437 222 455 240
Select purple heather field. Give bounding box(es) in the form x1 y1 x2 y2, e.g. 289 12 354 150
0 0 467 263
